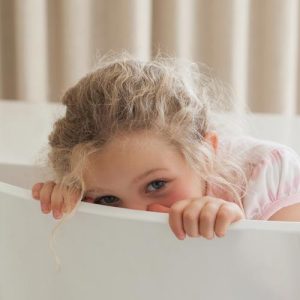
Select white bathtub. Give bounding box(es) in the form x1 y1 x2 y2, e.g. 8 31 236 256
1 100 300 300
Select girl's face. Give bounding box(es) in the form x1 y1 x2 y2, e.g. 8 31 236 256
82 131 206 211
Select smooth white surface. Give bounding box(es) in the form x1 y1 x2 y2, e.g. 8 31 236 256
1 181 300 300
1 100 300 299
0 100 65 166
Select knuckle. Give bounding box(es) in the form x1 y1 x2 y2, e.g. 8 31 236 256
201 211 213 222
40 192 51 204
46 180 56 184
217 205 232 219
202 196 217 204
201 205 217 220
205 201 218 209
50 195 60 208
44 181 55 188
169 205 181 215
51 199 61 210
183 211 197 222
53 183 63 194
190 198 200 205
170 199 190 211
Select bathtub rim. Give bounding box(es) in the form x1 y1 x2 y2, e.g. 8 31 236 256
1 180 300 233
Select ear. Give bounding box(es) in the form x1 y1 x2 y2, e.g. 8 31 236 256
204 131 218 152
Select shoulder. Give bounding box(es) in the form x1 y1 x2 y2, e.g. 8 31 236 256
240 138 300 220
223 135 298 164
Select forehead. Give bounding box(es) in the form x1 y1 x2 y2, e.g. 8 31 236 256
89 131 178 162
82 131 184 178
110 131 163 150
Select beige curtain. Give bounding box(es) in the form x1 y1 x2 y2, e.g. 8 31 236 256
0 0 299 114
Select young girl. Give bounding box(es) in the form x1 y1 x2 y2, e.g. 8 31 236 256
32 52 300 241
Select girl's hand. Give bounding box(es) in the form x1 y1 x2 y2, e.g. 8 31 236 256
32 181 81 219
147 197 245 240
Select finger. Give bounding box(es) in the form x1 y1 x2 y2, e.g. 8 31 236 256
199 201 221 239
50 184 65 219
39 181 56 214
181 199 205 237
214 202 244 237
146 203 170 213
32 182 44 200
169 199 191 240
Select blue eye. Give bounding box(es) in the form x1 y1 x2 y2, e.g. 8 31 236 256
94 196 120 206
146 180 166 193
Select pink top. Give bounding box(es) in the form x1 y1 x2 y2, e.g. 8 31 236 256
207 136 300 220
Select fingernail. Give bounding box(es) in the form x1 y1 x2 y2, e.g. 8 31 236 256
54 210 62 218
178 233 186 240
33 191 38 199
41 204 49 213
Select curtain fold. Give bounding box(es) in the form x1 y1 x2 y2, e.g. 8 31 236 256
0 0 299 114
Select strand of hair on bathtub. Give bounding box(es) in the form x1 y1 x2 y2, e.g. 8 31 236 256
48 189 85 272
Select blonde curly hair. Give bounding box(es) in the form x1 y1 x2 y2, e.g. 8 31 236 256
47 51 249 212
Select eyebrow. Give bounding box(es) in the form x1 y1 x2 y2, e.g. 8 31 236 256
85 168 168 194
132 168 168 183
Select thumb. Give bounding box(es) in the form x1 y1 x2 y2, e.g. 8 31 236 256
147 203 170 213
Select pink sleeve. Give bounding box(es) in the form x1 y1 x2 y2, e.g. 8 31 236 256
242 147 300 220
